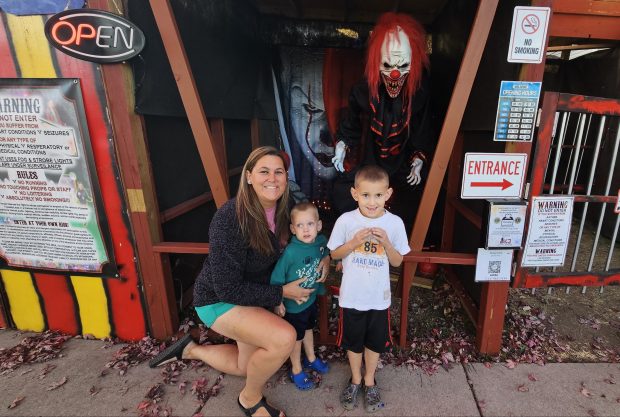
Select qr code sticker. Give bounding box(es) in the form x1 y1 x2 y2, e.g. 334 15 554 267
488 261 501 274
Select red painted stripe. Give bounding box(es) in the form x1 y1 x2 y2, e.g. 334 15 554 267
33 273 79 335
53 51 146 340
0 16 18 77
387 309 393 346
336 307 343 346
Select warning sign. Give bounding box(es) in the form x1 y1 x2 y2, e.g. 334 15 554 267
461 153 527 199
507 6 550 64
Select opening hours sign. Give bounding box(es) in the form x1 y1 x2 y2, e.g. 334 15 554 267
461 153 527 199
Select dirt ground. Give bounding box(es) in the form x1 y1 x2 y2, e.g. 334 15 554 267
512 286 620 362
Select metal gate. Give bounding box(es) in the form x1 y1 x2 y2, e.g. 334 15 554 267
514 92 620 288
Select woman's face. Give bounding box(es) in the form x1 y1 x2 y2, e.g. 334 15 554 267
246 155 287 208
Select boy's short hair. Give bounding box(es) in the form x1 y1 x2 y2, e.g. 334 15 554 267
354 165 390 187
290 202 319 221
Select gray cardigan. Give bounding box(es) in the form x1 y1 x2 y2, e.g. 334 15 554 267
193 198 284 308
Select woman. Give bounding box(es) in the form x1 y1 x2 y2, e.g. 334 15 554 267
150 147 327 417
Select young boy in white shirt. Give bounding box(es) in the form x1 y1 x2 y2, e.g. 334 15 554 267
327 165 411 413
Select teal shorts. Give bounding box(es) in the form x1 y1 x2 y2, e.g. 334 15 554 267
195 302 235 327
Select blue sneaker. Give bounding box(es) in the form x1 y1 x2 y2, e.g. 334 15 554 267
303 357 330 374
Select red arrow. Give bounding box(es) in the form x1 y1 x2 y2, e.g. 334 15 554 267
470 179 513 190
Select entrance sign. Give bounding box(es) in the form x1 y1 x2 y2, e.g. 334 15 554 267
461 153 527 199
494 81 541 142
507 6 550 63
0 79 118 276
45 9 145 64
486 200 527 249
475 248 512 282
522 196 574 267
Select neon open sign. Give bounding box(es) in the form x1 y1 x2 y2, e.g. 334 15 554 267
45 9 145 63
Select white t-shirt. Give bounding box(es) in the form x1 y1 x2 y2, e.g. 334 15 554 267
327 208 411 310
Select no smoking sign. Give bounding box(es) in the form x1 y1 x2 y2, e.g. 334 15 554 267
508 6 550 64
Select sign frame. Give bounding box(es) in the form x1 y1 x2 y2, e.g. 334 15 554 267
475 248 513 282
493 81 541 142
485 200 527 249
507 6 551 64
521 196 574 267
44 9 145 64
461 153 527 199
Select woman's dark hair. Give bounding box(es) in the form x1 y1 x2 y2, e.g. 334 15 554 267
236 146 290 255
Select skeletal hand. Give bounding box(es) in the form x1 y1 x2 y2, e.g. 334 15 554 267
331 141 347 172
406 157 423 186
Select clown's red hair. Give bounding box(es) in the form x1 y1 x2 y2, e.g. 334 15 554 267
365 12 429 109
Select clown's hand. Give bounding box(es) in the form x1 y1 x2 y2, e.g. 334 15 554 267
407 157 424 186
331 141 347 173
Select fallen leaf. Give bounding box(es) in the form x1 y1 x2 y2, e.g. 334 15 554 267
517 384 529 392
89 385 101 396
603 378 615 385
580 386 592 398
528 373 538 381
47 376 68 391
505 359 516 369
8 396 25 409
484 362 492 368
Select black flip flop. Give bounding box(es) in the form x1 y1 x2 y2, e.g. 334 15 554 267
148 334 193 368
237 396 284 417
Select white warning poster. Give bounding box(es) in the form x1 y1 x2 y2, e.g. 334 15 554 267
522 196 574 267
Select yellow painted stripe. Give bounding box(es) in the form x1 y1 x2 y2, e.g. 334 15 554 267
0 270 45 331
70 276 111 338
6 14 56 77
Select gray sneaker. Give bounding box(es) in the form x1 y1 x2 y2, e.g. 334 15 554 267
340 380 362 410
364 384 385 413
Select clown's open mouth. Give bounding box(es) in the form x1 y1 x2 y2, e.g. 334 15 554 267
381 73 408 98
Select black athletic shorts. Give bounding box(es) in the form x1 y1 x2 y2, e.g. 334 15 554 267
337 307 392 354
283 301 318 341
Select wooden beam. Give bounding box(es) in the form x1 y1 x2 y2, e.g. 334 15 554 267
441 132 463 252
250 118 260 149
208 118 229 195
160 191 214 223
476 282 509 354
152 242 210 254
550 14 620 40
148 0 229 207
397 0 499 348
92 0 178 340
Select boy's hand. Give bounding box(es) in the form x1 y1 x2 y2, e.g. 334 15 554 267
371 227 392 248
315 255 330 283
275 303 286 317
351 228 373 248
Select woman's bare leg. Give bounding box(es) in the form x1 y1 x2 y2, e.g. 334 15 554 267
184 306 295 416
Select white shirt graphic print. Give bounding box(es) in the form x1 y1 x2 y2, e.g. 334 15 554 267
327 209 410 311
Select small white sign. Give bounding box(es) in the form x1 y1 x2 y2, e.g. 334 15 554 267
461 153 527 199
522 196 574 267
615 189 620 214
487 202 527 249
475 248 513 282
507 6 551 64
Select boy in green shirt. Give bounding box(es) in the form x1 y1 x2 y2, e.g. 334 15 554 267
270 202 330 390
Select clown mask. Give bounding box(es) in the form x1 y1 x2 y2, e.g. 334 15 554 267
380 26 412 98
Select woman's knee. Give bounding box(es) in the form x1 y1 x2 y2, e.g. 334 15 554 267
266 323 296 354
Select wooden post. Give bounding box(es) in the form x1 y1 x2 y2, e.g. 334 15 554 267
398 0 500 348
148 0 229 207
92 0 178 339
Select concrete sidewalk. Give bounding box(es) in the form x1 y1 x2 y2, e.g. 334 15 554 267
1 330 619 416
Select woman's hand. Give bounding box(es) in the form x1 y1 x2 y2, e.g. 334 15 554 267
282 277 315 304
316 255 330 283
